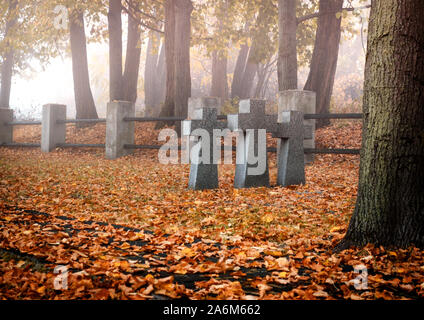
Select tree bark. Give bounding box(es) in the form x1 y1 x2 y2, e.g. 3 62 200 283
174 0 193 130
210 50 228 102
304 0 343 128
231 43 249 99
337 0 424 250
156 0 176 128
122 7 142 103
154 41 166 113
108 0 123 101
278 0 298 91
69 10 98 122
0 0 17 109
144 31 159 115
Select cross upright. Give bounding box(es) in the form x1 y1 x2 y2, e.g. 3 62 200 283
182 107 227 190
271 110 313 187
228 99 276 189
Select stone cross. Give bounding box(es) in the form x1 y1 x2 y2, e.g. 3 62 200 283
271 111 313 187
227 99 276 189
182 108 226 190
279 90 316 164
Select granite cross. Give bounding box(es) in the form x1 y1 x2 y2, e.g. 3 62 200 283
227 99 276 189
182 108 227 190
271 111 313 187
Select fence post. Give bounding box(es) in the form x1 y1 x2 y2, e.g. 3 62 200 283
106 101 135 160
0 108 13 145
278 90 316 164
41 104 66 152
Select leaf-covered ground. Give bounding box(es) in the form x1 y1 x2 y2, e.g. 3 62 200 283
1 121 424 300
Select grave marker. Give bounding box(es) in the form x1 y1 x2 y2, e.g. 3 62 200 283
228 99 275 189
182 108 226 190
271 111 313 186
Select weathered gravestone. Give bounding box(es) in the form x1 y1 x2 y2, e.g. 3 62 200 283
271 111 313 187
182 108 227 190
279 90 316 164
228 99 276 189
181 97 222 164
188 97 222 120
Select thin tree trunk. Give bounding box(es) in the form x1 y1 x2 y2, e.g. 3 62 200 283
337 0 424 250
240 43 259 99
123 7 142 103
174 0 193 132
278 0 298 91
254 63 267 98
210 50 228 102
144 31 159 116
0 0 17 109
304 0 343 128
156 0 176 128
69 10 98 122
108 0 123 101
154 41 166 113
231 43 249 99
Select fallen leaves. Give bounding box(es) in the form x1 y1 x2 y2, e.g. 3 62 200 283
1 123 424 300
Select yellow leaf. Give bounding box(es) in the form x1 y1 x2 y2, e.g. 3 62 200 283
36 286 46 294
262 215 274 223
330 226 343 233
264 250 283 257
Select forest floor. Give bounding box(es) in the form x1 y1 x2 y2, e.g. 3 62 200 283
1 121 424 300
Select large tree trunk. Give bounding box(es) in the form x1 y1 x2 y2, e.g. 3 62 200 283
108 0 123 101
156 0 176 128
0 0 17 109
304 0 343 128
122 7 142 103
231 43 249 99
69 11 98 122
278 0 298 91
337 0 424 250
210 50 228 103
173 0 193 131
144 32 160 116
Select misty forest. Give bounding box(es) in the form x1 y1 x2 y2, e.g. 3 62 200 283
0 0 423 301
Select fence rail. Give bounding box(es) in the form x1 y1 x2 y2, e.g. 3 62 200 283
305 148 360 155
6 121 42 126
1 109 363 156
56 119 106 124
304 113 362 120
0 143 41 148
56 143 105 148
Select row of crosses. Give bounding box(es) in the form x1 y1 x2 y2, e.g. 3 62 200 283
182 99 312 190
